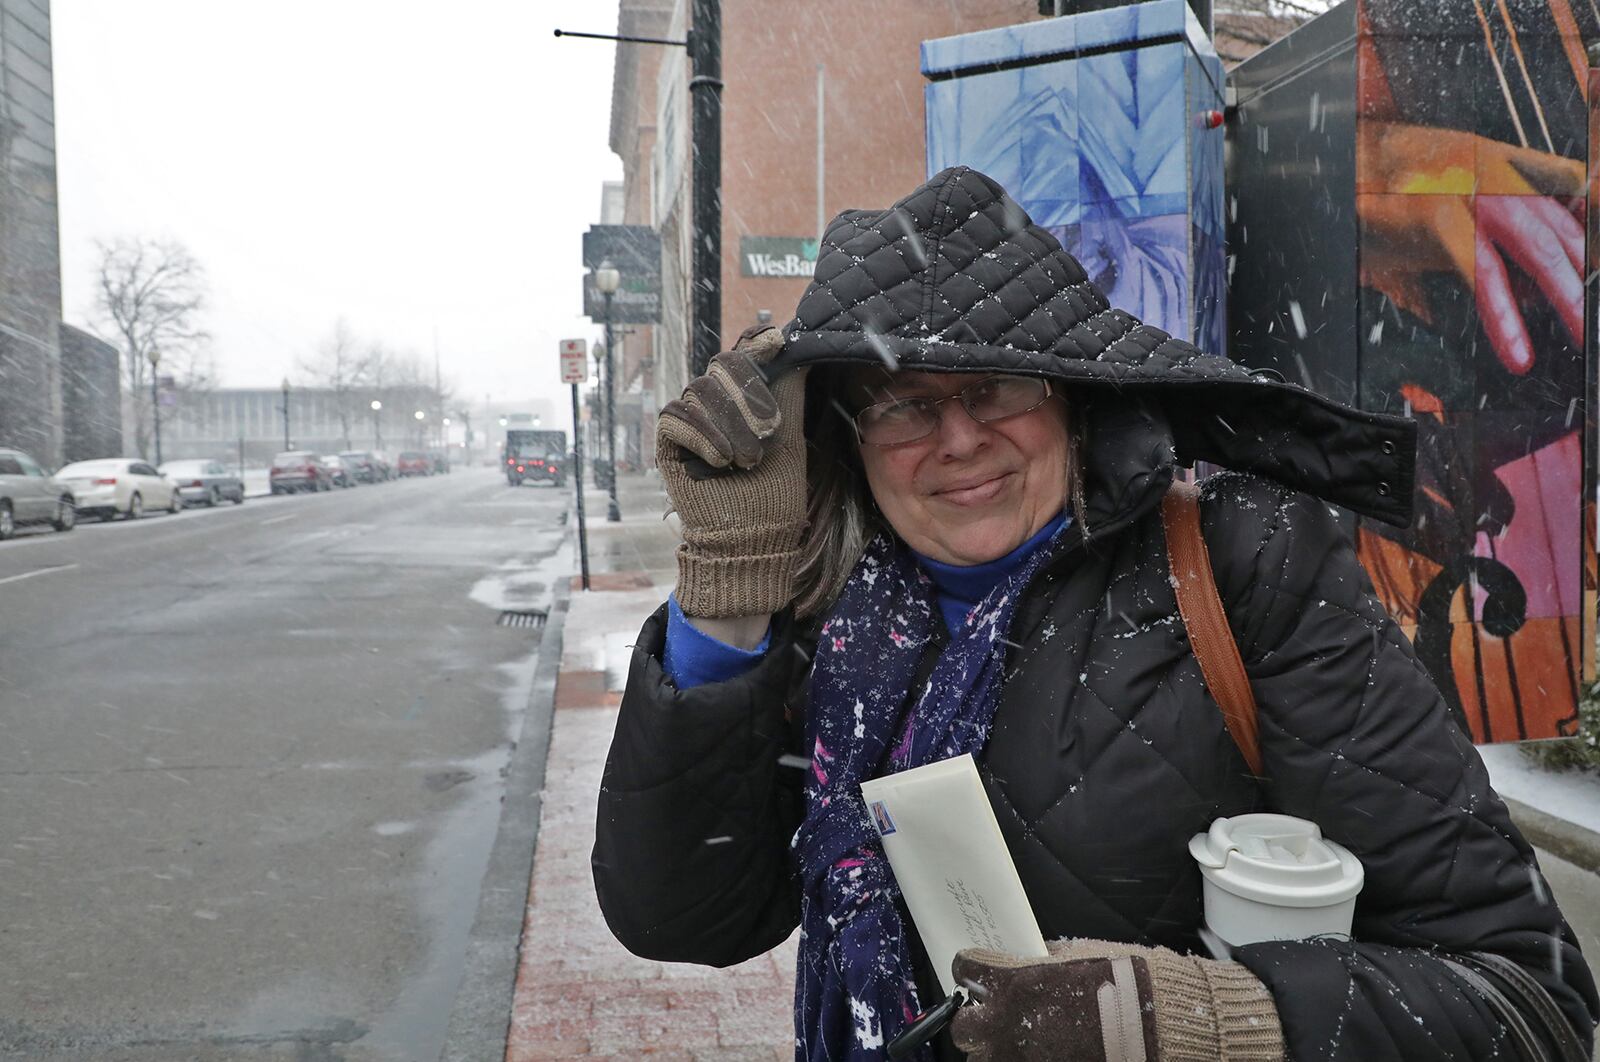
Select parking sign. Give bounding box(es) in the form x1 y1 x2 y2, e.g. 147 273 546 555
560 339 588 384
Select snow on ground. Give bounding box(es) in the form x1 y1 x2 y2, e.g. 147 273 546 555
1479 742 1600 836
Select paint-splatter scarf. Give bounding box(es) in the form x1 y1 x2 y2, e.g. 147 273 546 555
791 526 1067 1061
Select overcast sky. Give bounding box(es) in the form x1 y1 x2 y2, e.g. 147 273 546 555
53 0 624 414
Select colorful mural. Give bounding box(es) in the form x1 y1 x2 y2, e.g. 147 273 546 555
921 0 1228 354
1348 0 1593 743
1229 0 1593 744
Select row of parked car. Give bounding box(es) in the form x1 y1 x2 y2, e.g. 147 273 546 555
0 444 452 540
0 450 220 537
265 448 443 493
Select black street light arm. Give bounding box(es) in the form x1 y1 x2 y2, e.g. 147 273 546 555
559 0 722 379
553 28 687 48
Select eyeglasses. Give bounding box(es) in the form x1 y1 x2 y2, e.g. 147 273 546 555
852 375 1054 447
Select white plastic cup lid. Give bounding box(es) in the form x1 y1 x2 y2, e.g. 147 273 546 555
1188 813 1364 909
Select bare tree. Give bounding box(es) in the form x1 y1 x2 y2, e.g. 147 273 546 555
93 237 210 460
383 352 434 448
298 318 371 450
363 346 455 450
1215 0 1335 64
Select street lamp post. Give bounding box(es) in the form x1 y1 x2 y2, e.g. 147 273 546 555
280 377 292 451
553 6 720 373
414 409 426 448
370 399 383 450
148 349 163 465
595 260 622 522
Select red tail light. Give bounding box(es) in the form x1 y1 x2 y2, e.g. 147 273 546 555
93 477 117 486
506 457 515 465
186 480 202 488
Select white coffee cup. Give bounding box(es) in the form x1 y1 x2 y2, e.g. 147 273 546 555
1188 813 1364 949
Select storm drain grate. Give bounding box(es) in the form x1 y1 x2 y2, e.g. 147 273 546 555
497 609 548 629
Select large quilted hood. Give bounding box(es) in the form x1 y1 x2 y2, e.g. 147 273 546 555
774 166 1417 528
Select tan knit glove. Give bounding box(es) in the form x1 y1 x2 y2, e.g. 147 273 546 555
950 938 1283 1061
656 324 808 618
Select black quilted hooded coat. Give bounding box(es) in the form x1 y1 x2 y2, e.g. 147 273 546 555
593 167 1599 1060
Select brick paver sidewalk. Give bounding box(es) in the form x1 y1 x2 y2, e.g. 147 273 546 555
506 476 797 1061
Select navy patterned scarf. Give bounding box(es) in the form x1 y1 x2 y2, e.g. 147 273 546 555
791 526 1068 1061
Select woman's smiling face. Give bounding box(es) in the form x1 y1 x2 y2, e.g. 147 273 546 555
847 368 1071 566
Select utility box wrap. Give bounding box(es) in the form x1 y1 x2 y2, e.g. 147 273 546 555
922 0 1228 355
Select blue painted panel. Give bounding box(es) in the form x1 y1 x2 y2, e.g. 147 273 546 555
922 19 1074 78
1192 223 1226 355
1077 208 1191 337
924 0 1192 77
1187 52 1226 239
1085 189 1189 219
1065 0 1187 54
922 2 1227 349
1068 4 1139 53
927 73 1030 197
926 61 1081 228
1077 42 1187 208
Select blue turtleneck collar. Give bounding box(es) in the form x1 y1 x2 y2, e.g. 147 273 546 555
914 511 1068 633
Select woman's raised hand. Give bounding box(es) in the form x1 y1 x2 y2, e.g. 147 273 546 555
656 324 810 619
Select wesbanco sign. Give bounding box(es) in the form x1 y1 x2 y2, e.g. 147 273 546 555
740 236 818 279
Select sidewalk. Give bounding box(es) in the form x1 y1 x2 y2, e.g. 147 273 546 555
505 472 796 1061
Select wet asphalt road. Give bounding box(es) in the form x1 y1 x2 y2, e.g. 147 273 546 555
0 467 570 1060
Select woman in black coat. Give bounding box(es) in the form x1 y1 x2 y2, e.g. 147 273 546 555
592 167 1599 1062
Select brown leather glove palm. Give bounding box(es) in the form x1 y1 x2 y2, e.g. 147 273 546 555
951 938 1283 1062
656 325 808 618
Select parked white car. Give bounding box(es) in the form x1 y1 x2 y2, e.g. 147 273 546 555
0 448 76 539
55 458 181 521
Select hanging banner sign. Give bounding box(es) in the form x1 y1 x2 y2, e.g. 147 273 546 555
582 225 662 323
740 236 819 278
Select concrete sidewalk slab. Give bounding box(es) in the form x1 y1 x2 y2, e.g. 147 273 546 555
506 475 797 1060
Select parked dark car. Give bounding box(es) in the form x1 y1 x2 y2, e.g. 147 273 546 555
428 450 450 474
337 450 381 484
320 454 356 488
396 451 432 477
0 448 76 538
159 459 246 507
269 451 332 494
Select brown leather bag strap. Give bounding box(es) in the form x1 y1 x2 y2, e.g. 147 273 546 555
1161 480 1265 777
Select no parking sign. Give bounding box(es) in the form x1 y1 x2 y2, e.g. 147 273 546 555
560 339 588 384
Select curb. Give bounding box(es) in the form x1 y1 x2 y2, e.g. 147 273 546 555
440 578 570 1062
1504 797 1600 879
